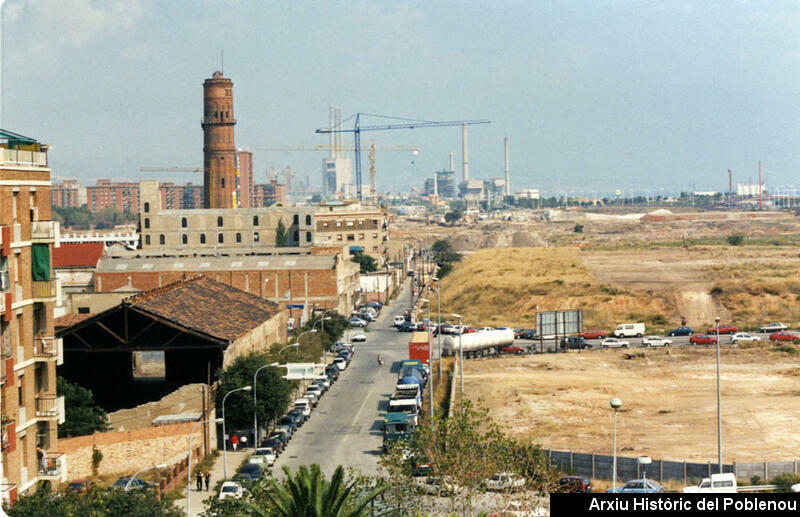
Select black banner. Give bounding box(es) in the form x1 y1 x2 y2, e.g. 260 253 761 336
551 494 798 516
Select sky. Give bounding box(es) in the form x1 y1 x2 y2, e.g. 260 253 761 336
3 0 798 197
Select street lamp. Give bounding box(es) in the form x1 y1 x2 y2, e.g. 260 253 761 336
638 456 652 493
186 417 223 516
715 316 722 473
222 386 252 479
610 398 622 492
451 313 464 416
125 462 167 491
432 276 442 379
253 362 279 448
277 329 318 356
419 298 433 420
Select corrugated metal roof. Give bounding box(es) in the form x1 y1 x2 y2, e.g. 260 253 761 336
97 254 336 273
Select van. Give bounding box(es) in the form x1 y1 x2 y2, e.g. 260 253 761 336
394 315 406 327
293 398 311 419
613 322 645 338
683 473 737 493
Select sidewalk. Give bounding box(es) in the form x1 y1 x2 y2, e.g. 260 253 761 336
172 448 250 517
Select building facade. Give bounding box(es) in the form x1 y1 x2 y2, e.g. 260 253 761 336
86 180 140 214
237 150 253 209
313 201 388 264
50 180 85 209
0 130 65 501
253 181 287 206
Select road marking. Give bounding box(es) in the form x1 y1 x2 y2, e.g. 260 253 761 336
352 386 374 425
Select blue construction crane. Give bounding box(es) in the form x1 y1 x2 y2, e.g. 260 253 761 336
316 113 490 200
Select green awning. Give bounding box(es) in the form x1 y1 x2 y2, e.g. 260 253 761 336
32 244 51 281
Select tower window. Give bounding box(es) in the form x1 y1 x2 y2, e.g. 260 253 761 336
221 178 225 188
293 230 299 242
305 215 312 225
236 233 242 243
182 234 188 245
217 216 223 227
144 218 150 229
145 235 151 245
144 202 150 213
159 234 165 245
181 217 187 228
293 214 299 225
218 233 224 244
306 231 311 242
253 215 259 226
254 232 260 243
200 233 206 244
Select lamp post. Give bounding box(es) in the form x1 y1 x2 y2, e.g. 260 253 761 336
451 313 464 416
638 456 652 493
186 417 223 516
253 362 279 449
419 298 433 420
277 329 318 357
222 386 252 480
125 462 167 491
432 276 442 379
610 398 622 492
715 316 722 473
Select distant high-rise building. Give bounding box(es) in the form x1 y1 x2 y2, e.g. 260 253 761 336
182 183 205 208
322 106 352 198
237 149 253 208
435 170 456 199
202 71 238 209
86 179 140 214
51 179 85 208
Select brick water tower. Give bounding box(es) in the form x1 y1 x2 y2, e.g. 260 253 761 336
202 71 238 208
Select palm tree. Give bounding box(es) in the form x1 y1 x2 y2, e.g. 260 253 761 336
248 464 386 517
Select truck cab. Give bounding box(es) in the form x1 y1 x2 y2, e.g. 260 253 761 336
383 412 415 453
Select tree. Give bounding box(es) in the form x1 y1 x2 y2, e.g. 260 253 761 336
216 353 293 431
431 240 461 265
57 376 110 438
444 210 462 225
275 219 288 247
6 484 181 517
351 251 377 273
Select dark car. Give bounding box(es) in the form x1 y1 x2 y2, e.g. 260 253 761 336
239 463 264 481
398 321 416 332
325 364 340 380
667 326 694 336
560 336 592 349
276 415 298 433
690 334 717 345
555 476 592 493
263 437 283 455
66 479 96 495
520 329 538 340
287 408 307 425
113 477 156 491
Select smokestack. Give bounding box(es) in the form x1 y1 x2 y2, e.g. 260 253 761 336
449 151 454 172
504 137 510 197
462 123 469 182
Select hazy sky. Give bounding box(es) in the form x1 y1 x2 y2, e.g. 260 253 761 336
3 0 798 196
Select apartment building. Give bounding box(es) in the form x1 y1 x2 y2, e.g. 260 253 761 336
253 181 287 206
0 130 65 502
313 200 388 265
86 179 140 214
50 180 85 209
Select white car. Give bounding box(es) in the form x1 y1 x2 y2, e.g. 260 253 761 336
641 335 672 347
349 317 367 327
393 315 406 327
484 472 525 492
248 447 276 466
759 322 787 333
333 357 347 371
730 332 761 344
601 338 630 348
218 481 243 500
352 331 367 342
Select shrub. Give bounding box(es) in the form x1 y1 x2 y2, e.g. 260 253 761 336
726 234 744 246
771 473 800 492
573 224 584 233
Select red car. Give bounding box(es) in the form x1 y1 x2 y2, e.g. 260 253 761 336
501 345 526 355
770 331 800 343
707 324 738 334
690 334 718 345
579 330 607 339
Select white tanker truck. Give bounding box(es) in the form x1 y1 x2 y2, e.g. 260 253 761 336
441 328 516 358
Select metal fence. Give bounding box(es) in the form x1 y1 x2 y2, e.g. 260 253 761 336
546 449 800 484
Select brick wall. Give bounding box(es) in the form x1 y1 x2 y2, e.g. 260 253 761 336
60 422 207 480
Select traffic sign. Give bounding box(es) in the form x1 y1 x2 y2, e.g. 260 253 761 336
286 304 304 309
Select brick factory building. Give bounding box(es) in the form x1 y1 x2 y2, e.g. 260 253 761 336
0 129 65 501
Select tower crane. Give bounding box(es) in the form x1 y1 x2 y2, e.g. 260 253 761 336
316 113 490 200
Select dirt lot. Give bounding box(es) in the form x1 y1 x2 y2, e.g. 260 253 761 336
464 344 800 462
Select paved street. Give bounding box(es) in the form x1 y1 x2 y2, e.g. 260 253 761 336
273 281 413 477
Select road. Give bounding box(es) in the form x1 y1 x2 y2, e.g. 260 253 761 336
272 282 413 477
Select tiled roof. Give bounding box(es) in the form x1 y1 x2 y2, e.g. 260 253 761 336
54 312 93 329
53 242 104 268
96 254 336 272
127 276 282 342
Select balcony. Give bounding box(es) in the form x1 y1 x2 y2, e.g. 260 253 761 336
0 481 16 505
30 221 58 243
31 280 55 300
0 148 48 167
33 336 60 361
35 395 64 421
38 452 65 480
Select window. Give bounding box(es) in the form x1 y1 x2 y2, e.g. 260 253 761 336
144 218 150 229
78 307 90 314
359 234 364 240
159 234 165 245
335 221 341 228
182 234 188 245
293 231 299 242
322 222 329 228
145 235 151 245
200 234 206 244
236 233 242 243
337 235 343 241
221 178 225 188
306 232 311 242
293 214 299 225
373 233 378 239
144 202 150 213
254 232 260 243
305 215 312 225
347 234 355 241
346 221 354 227
372 219 378 225
218 233 224 244
0 257 8 292
217 216 223 227
181 217 187 228
253 215 259 226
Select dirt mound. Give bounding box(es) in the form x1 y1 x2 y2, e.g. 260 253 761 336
511 230 546 247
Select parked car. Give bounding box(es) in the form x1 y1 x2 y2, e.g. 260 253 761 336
337 350 352 364
484 472 525 492
601 338 629 349
263 437 284 455
707 324 738 334
248 447 276 466
270 429 291 445
554 476 592 493
218 481 244 500
397 321 416 332
560 336 592 349
239 463 264 481
275 415 298 434
305 384 324 398
769 331 800 343
325 365 340 381
759 322 788 333
667 326 694 336
415 476 462 496
607 479 664 493
113 477 156 491
352 331 367 342
303 391 319 407
294 398 311 419
287 408 307 424
641 335 672 347
393 315 406 327
333 357 347 371
690 334 717 345
501 345 526 355
519 329 538 340
579 330 607 339
730 332 760 344
683 473 737 493
66 479 96 495
349 317 367 327
313 375 331 390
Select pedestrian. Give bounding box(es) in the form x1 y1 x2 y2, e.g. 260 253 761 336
240 435 248 449
195 470 203 491
231 434 239 452
204 471 210 491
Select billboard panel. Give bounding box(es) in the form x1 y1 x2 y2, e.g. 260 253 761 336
536 310 583 337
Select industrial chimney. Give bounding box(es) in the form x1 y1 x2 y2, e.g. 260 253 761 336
504 137 510 197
